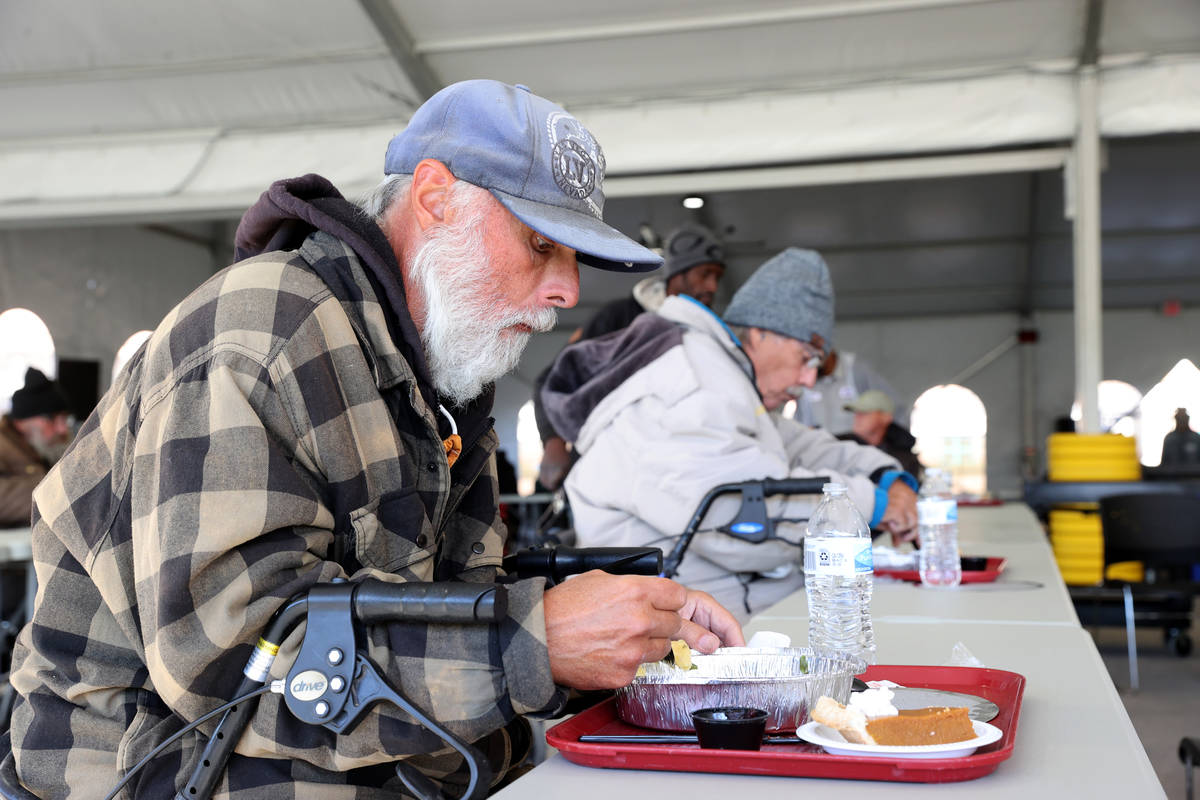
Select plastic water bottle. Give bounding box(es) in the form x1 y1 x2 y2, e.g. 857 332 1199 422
804 483 876 664
917 468 962 587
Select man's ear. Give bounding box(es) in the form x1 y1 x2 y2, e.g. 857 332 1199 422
409 159 456 231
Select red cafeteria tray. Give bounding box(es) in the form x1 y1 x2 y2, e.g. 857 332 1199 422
546 664 1025 783
874 556 1008 584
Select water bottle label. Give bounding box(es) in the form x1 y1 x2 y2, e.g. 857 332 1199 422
917 498 957 525
804 537 873 577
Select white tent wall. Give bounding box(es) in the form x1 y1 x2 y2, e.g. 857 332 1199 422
5 57 1200 225
0 224 227 386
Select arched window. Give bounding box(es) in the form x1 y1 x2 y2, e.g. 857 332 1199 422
911 384 987 495
1070 379 1142 438
1137 359 1200 467
516 400 544 496
113 330 153 384
0 309 57 415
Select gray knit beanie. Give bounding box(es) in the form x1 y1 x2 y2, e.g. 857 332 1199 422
722 247 834 347
663 223 725 280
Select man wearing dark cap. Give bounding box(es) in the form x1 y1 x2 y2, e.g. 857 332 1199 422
534 223 726 489
0 368 72 527
6 80 741 799
542 248 918 620
574 222 726 340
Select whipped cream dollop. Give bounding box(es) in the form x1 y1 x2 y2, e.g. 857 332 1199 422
848 686 899 718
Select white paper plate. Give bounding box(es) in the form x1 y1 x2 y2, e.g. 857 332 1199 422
796 719 1003 758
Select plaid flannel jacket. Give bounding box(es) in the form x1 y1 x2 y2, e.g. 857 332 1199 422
9 228 563 798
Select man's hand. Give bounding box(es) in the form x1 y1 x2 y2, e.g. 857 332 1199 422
880 481 918 546
537 436 572 491
543 571 744 690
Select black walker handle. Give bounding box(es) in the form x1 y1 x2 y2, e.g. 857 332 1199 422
503 545 662 584
661 477 830 578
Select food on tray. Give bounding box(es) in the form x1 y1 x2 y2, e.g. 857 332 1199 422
669 639 695 670
811 688 975 746
635 640 697 677
866 706 974 745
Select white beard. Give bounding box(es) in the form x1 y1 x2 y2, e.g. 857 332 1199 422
408 192 558 407
26 427 68 465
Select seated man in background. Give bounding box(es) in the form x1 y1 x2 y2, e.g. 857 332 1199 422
0 367 72 527
535 223 726 490
541 248 918 620
1160 407 1200 467
838 389 924 482
6 80 742 799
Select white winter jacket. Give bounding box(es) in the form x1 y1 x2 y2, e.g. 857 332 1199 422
552 296 900 620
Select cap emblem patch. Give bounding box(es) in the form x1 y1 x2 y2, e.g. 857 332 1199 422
547 112 605 216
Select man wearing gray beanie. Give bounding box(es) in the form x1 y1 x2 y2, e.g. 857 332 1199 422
533 223 726 489
541 247 918 620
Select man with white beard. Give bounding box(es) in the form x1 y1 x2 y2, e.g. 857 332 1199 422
5 80 743 799
0 367 72 527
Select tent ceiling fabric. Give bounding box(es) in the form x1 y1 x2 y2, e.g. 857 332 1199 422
2 0 1199 224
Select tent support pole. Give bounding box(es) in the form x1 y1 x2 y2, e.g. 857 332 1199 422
1071 65 1103 434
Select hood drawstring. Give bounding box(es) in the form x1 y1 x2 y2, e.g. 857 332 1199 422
438 404 462 468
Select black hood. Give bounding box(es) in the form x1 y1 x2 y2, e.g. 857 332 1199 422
540 313 683 442
232 174 439 411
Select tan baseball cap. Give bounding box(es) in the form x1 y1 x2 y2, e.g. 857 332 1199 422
844 389 895 415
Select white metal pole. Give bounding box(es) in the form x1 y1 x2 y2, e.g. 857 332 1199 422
1072 66 1103 434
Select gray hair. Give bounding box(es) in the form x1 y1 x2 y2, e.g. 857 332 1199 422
726 324 751 342
358 173 413 222
358 173 492 227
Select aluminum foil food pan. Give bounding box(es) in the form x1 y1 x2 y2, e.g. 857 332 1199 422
615 647 865 732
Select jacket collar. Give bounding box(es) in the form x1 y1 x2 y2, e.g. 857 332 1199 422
658 295 755 380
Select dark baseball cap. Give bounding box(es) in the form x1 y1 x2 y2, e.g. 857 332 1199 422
663 223 725 279
384 80 661 273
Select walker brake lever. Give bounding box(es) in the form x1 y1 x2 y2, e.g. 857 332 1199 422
282 583 493 800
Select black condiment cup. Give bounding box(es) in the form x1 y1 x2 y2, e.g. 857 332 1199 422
690 707 769 751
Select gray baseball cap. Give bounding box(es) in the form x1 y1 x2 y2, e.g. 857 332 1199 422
384 80 661 273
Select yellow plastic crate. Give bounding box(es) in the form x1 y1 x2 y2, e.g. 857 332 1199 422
1048 509 1144 584
1047 433 1139 482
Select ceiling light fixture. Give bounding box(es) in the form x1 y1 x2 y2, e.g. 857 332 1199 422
681 195 705 209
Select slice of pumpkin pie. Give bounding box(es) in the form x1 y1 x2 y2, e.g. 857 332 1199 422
811 688 975 746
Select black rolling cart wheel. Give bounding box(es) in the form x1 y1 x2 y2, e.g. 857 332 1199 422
1166 628 1194 657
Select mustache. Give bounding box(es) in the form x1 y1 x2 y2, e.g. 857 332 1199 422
494 304 558 333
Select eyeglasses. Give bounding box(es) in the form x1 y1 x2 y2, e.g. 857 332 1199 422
800 342 825 372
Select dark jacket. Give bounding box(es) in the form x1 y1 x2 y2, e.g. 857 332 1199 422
1161 427 1200 466
9 175 563 799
